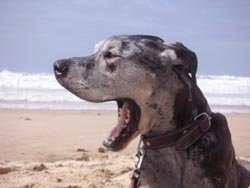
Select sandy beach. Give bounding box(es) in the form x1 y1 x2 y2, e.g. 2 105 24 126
0 109 250 188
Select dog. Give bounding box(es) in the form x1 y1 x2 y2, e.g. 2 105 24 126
54 35 250 188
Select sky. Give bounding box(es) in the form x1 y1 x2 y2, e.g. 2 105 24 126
0 0 250 76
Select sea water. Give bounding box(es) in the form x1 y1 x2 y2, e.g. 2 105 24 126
0 70 250 113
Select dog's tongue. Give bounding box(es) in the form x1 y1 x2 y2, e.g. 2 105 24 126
109 101 130 139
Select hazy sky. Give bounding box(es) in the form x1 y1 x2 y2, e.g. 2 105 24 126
0 0 250 76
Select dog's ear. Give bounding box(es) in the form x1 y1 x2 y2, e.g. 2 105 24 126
160 41 198 84
160 41 198 104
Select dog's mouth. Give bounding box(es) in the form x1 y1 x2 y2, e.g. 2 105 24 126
103 99 141 151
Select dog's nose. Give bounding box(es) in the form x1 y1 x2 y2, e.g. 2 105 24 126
53 59 70 78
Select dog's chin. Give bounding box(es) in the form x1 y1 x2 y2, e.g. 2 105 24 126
102 98 141 151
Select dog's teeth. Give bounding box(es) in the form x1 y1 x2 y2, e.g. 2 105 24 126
127 113 130 118
118 108 122 116
127 110 130 115
125 117 130 124
125 110 130 123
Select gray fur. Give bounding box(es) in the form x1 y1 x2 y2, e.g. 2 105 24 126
54 34 250 188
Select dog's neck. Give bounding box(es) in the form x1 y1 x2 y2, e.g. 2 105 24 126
137 83 212 188
144 81 210 137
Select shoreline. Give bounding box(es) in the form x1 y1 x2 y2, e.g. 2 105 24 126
1 102 250 113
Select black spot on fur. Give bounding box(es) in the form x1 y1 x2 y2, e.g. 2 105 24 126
144 41 164 51
86 62 95 70
136 55 164 74
148 103 158 109
82 60 95 80
107 63 116 72
158 107 163 117
121 41 130 50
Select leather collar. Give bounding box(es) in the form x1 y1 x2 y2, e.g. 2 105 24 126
142 112 211 150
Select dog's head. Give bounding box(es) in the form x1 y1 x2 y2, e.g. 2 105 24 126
54 35 197 151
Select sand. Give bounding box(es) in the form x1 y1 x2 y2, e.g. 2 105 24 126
0 109 250 188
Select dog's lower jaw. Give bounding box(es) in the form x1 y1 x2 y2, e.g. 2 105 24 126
104 131 140 151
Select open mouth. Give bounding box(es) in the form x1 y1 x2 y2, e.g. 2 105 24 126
103 99 141 151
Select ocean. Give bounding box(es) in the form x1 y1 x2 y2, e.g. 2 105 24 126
0 70 250 113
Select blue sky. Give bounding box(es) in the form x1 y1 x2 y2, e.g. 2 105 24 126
0 0 250 76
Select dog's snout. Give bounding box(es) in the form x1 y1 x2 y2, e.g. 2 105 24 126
53 59 70 78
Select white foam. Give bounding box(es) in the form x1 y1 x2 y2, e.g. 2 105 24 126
0 70 250 112
0 69 61 89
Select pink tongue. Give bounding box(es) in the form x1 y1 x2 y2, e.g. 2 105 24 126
109 102 129 139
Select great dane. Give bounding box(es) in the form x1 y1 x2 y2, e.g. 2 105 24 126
54 35 250 188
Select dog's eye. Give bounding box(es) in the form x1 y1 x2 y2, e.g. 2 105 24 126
104 52 117 59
